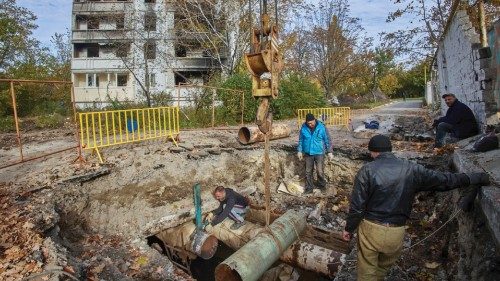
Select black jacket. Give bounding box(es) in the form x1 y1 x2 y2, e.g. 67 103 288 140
211 188 248 226
345 153 470 233
437 100 478 138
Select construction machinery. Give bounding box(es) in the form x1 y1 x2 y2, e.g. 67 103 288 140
245 0 283 134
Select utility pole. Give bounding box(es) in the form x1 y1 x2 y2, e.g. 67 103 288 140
478 0 488 47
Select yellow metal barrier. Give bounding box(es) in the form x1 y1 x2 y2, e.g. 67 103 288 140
297 107 351 130
79 106 180 162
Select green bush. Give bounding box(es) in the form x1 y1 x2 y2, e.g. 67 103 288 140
34 113 65 129
215 73 327 124
0 116 15 132
274 74 326 119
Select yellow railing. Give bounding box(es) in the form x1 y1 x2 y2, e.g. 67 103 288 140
297 107 351 130
79 106 180 162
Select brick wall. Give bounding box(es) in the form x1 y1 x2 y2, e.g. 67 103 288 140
435 10 498 131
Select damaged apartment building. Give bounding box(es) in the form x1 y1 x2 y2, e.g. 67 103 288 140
71 0 224 107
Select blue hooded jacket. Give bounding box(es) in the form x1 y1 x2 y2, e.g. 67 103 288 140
298 120 332 155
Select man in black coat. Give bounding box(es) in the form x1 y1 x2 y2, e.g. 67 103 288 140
342 135 490 280
433 93 478 148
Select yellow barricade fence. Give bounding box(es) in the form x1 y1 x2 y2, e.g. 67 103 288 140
79 106 180 163
297 107 351 130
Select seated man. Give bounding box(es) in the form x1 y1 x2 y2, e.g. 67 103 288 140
433 93 478 148
209 186 249 230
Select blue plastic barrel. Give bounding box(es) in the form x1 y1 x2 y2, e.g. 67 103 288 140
126 118 138 132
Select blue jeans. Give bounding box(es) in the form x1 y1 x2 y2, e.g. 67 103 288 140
223 204 248 223
435 122 458 148
305 154 326 191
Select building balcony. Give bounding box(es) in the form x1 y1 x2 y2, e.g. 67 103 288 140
72 29 131 42
174 57 223 70
73 86 135 104
73 1 132 14
72 58 128 70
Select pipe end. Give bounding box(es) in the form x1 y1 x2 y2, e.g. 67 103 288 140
237 127 251 144
215 264 243 281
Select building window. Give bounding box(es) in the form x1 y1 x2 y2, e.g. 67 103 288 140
116 16 125 29
87 17 99 30
144 41 156 59
115 43 129 58
87 74 99 87
87 45 99 57
144 13 156 31
117 74 128 87
147 73 156 87
145 0 156 3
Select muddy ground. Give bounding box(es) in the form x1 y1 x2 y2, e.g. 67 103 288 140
0 106 476 281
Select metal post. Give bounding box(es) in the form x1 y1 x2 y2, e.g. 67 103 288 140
9 81 23 161
176 86 180 108
241 92 245 125
212 88 216 128
478 0 488 47
71 84 84 162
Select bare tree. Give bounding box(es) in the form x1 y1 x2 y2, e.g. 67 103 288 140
298 0 372 98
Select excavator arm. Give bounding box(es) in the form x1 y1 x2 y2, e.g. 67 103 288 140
245 0 283 133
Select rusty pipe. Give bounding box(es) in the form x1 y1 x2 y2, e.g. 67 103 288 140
238 123 291 144
215 209 306 281
210 218 345 278
156 222 218 260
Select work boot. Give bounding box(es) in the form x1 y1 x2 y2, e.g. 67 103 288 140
303 188 313 195
230 221 246 230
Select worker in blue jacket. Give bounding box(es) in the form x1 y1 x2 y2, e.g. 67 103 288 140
432 93 478 148
297 113 333 194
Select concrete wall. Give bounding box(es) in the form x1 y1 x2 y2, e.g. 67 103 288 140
488 19 500 118
435 10 498 131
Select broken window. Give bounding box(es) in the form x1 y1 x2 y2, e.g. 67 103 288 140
174 72 187 85
87 17 99 30
87 45 99 57
115 43 129 58
145 0 156 3
117 74 128 87
144 13 157 31
144 41 156 59
116 16 125 29
175 44 187 57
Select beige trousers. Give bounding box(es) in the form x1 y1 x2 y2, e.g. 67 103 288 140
356 219 406 281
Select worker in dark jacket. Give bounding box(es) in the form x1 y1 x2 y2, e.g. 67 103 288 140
208 186 249 230
433 93 478 148
297 113 333 194
342 135 490 280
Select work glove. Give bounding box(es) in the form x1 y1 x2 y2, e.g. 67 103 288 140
204 224 213 233
203 212 214 223
467 172 490 186
297 152 304 161
327 152 334 161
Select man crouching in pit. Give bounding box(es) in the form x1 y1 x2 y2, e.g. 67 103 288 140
205 186 249 230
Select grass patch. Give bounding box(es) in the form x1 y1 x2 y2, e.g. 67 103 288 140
33 113 66 129
0 116 15 133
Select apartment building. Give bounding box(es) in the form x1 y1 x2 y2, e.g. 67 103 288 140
71 0 223 107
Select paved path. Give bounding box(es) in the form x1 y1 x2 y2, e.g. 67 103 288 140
379 100 423 110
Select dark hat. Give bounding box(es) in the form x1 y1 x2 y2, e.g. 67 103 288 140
442 93 455 98
368 135 392 152
305 113 315 122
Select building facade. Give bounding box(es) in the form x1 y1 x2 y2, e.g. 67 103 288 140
71 0 221 107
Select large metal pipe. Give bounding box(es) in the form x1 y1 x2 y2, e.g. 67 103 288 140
209 218 345 278
215 210 306 281
238 124 291 144
156 222 218 260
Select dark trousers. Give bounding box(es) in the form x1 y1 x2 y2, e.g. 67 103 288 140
305 154 326 191
435 122 457 148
